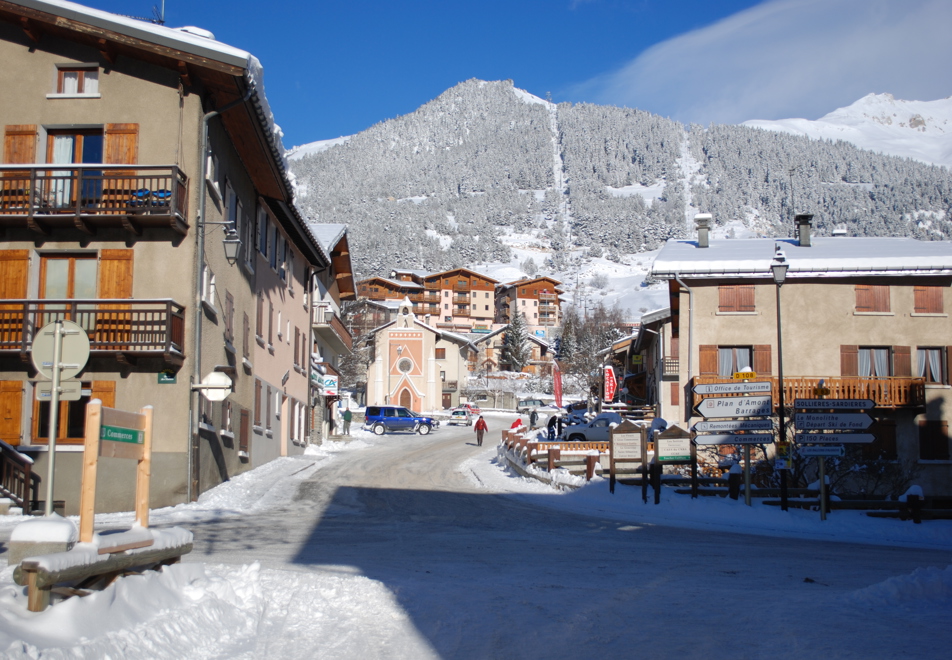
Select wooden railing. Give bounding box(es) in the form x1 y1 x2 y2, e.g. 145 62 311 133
0 165 188 234
0 299 185 358
663 358 679 380
313 305 354 352
0 440 39 511
454 308 471 317
539 293 558 301
692 376 926 409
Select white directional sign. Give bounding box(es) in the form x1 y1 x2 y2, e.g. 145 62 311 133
795 433 875 444
799 445 845 457
695 395 772 419
693 419 774 432
693 382 772 395
794 413 873 431
794 399 874 410
694 433 774 445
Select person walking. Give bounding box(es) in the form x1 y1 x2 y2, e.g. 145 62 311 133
341 407 352 436
510 417 523 430
529 408 539 430
546 413 558 441
474 415 488 447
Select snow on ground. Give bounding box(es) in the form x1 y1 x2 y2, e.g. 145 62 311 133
1 424 949 657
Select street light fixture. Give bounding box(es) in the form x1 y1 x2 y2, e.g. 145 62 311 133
221 226 242 265
771 247 789 511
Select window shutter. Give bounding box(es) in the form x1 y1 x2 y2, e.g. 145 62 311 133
914 286 943 314
854 285 871 312
699 345 718 376
3 125 37 163
753 345 772 375
0 381 23 445
840 345 859 377
98 249 133 298
892 346 912 377
670 382 680 406
669 337 679 360
104 124 139 166
737 285 755 312
91 381 116 408
0 250 29 298
873 285 890 313
718 285 736 313
239 409 250 454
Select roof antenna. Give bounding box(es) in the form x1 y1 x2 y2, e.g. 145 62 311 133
152 1 166 25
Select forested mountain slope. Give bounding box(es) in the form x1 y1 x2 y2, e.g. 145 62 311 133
288 80 952 279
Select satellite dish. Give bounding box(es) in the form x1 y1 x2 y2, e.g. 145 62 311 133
201 371 232 402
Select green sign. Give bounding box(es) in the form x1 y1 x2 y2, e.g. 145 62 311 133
100 424 144 445
158 370 176 384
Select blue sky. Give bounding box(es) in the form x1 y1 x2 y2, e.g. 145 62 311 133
76 0 951 148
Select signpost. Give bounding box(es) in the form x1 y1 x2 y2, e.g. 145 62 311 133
799 445 845 457
794 432 875 444
694 395 772 419
609 421 646 495
692 382 771 395
693 433 774 445
794 399 874 410
793 413 873 431
693 419 773 432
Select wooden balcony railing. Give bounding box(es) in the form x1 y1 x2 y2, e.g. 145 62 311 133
455 283 470 291
662 357 679 380
453 295 470 304
0 441 39 511
442 380 458 392
692 376 926 409
539 293 558 301
0 299 185 367
313 304 354 353
0 165 188 235
454 308 471 317
424 281 440 290
423 292 440 302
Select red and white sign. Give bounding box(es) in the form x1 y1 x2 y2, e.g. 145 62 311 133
604 366 617 402
553 361 563 408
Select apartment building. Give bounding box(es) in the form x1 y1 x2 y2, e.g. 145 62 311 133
648 215 952 495
0 0 334 511
495 276 562 335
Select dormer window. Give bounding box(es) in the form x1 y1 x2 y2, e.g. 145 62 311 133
51 65 100 97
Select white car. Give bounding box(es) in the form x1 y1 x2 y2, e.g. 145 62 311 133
448 410 473 426
564 412 623 442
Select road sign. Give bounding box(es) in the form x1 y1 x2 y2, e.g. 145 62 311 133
695 395 772 419
657 435 691 461
693 382 771 395
793 413 873 431
693 419 774 432
733 371 757 380
30 320 90 380
198 371 233 402
604 366 617 402
694 433 774 445
799 445 845 457
813 387 831 396
795 433 875 444
35 380 82 402
794 399 874 410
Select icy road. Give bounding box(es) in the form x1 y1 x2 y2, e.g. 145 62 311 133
176 418 951 659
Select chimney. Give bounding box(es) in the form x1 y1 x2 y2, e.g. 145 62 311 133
795 213 813 247
695 213 712 248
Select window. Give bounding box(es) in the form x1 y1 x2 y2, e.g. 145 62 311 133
33 381 114 444
256 293 264 340
444 291 449 298
206 149 220 197
718 284 755 313
440 371 446 382
435 348 446 360
917 347 946 384
243 312 250 359
444 316 452 322
919 420 950 460
222 401 233 435
201 264 216 309
444 304 449 310
485 292 490 298
266 385 272 430
257 206 269 257
53 66 99 96
254 379 262 426
268 301 274 347
717 347 751 377
224 291 234 344
294 327 300 367
855 285 890 313
45 129 104 208
858 347 892 377
270 225 279 270
914 286 944 314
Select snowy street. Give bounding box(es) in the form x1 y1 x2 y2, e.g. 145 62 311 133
1 412 951 658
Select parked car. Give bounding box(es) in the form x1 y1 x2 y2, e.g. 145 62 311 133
364 406 439 435
564 412 623 442
455 403 481 415
448 410 473 426
517 398 546 413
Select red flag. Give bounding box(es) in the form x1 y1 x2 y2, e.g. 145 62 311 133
604 365 617 402
553 361 563 408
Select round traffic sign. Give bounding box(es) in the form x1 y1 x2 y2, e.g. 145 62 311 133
30 320 91 380
201 371 233 402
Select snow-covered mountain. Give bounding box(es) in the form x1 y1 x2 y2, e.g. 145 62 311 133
286 81 952 318
743 93 952 169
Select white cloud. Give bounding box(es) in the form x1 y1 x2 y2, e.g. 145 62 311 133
568 0 952 124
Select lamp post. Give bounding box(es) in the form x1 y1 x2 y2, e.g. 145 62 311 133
771 248 789 512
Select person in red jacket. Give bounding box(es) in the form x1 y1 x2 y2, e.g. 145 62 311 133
510 417 523 430
474 415 488 446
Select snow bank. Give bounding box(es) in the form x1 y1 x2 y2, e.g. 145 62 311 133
9 515 76 544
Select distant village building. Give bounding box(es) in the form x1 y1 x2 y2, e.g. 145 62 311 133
495 276 563 337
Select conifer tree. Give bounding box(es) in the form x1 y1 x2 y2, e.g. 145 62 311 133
503 311 531 373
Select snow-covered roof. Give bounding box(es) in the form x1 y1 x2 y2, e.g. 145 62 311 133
308 223 347 254
640 307 671 325
651 237 952 279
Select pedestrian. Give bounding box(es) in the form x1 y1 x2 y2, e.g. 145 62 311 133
530 408 539 430
546 413 557 441
341 407 352 436
474 415 488 446
510 417 523 430
556 414 563 438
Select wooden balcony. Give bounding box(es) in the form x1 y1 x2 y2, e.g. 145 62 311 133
0 165 188 235
312 304 353 354
454 308 471 317
539 293 558 301
423 292 440 302
453 295 470 304
692 376 926 410
442 380 458 392
0 299 185 368
424 281 440 290
455 283 470 291
662 357 679 380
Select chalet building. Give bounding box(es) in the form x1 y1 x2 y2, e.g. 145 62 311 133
649 214 952 495
471 326 553 376
356 274 425 311
610 309 672 413
495 276 562 335
0 1 344 512
365 298 475 410
420 268 498 333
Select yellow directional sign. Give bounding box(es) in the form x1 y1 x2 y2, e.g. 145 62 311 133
733 371 757 380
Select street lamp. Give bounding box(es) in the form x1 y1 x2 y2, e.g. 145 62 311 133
771 247 789 511
221 226 242 265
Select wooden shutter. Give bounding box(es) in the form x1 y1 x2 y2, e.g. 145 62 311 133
0 251 29 347
892 346 912 377
699 345 718 376
855 285 872 312
840 345 859 377
3 125 37 164
737 285 755 312
104 124 138 167
718 285 736 313
914 286 943 314
91 381 116 408
753 345 772 376
243 312 250 358
670 337 679 360
239 409 250 454
0 381 23 446
947 346 952 386
872 285 890 312
98 249 133 349
670 382 680 406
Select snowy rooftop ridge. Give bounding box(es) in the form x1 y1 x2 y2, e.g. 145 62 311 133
650 237 952 279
